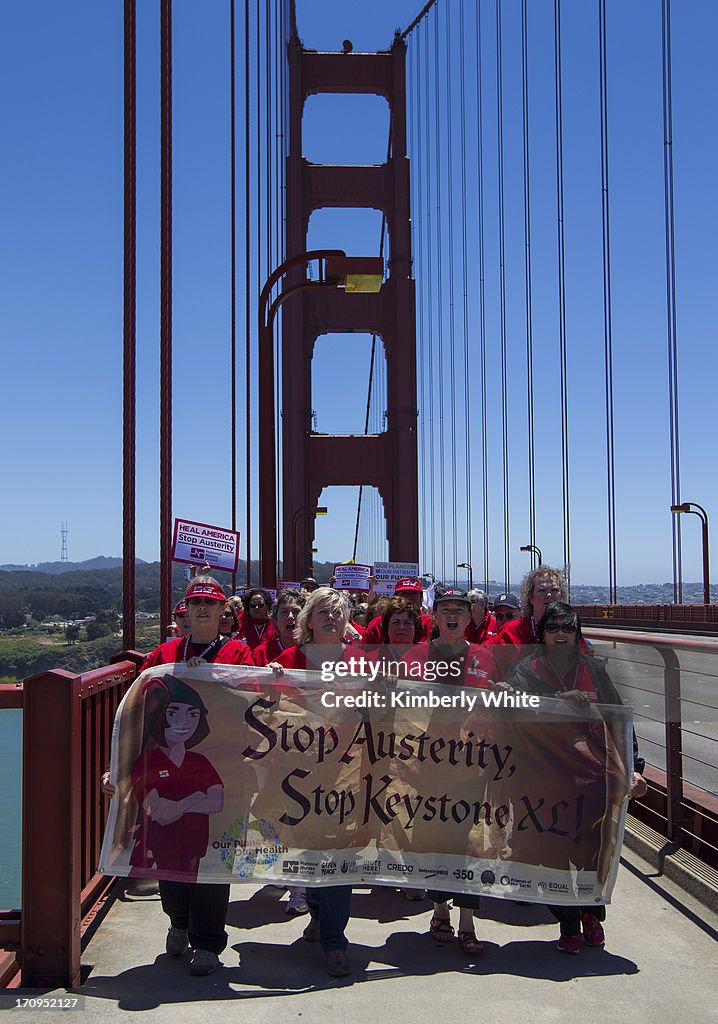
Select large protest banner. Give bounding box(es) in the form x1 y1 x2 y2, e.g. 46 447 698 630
99 664 633 906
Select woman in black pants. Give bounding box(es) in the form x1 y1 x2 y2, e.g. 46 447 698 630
508 601 647 954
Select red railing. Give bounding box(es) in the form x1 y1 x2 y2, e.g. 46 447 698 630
585 627 718 867
577 603 718 633
0 652 144 988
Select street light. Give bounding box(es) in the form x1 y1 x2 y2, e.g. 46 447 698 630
457 562 473 589
292 506 328 577
520 544 543 567
259 251 384 586
671 503 710 605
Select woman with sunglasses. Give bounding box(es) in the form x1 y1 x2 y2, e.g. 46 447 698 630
236 587 278 652
508 601 647 955
140 577 255 671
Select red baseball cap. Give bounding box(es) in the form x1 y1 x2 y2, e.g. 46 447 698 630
395 578 423 594
185 580 227 602
173 600 188 616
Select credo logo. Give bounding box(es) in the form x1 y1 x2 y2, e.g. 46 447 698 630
388 863 414 873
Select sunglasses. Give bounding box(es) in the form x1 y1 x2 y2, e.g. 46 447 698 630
544 622 576 634
249 601 266 609
187 597 218 607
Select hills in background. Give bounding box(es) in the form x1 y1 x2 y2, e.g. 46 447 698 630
0 557 713 628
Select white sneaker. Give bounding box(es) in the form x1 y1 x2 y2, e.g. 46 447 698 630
286 890 309 915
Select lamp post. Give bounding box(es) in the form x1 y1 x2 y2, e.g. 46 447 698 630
457 562 473 590
259 251 383 586
520 544 543 567
670 503 710 605
292 506 328 576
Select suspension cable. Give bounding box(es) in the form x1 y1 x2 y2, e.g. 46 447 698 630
598 0 617 604
662 0 682 603
476 0 489 593
496 0 510 591
554 0 571 593
521 0 536 571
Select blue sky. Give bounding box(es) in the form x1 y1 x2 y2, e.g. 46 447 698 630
1 0 716 587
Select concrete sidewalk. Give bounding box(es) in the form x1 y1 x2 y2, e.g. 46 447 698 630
12 846 718 1023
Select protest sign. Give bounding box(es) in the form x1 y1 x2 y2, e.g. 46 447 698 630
373 561 421 596
333 563 372 591
100 663 632 905
172 518 240 573
278 580 301 592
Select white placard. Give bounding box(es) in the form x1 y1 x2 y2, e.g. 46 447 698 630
333 563 372 591
172 518 240 573
373 561 420 596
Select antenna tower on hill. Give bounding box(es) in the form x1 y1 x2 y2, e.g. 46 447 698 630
60 522 68 563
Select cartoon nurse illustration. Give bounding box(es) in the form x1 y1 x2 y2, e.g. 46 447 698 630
129 674 224 882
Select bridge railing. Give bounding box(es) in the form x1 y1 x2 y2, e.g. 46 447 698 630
585 628 718 868
0 653 143 988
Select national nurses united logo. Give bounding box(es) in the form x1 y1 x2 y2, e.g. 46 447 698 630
213 814 285 878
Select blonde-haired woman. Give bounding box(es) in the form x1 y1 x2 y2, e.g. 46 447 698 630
269 586 364 977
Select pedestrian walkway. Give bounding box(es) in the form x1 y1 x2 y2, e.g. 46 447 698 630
11 844 718 1023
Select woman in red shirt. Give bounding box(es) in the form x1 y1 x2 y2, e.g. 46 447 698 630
271 587 363 978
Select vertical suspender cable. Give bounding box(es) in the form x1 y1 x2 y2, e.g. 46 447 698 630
554 0 571 593
122 0 137 650
244 0 252 583
599 0 617 604
496 0 510 591
446 0 458 577
521 0 537 571
230 0 238 594
159 0 173 637
662 0 682 603
425 17 436 578
460 0 472 579
476 0 489 593
434 5 446 581
411 33 428 572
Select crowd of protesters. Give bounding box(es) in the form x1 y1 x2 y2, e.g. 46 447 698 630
102 563 646 978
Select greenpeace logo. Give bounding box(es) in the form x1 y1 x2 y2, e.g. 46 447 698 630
321 861 337 875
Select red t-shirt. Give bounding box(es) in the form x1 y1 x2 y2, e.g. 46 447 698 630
141 636 254 671
398 641 496 688
465 614 497 644
532 657 599 701
275 643 367 671
236 619 278 651
130 746 222 872
362 611 434 648
252 635 287 667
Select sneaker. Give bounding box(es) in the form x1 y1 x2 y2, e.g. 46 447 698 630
325 949 351 977
286 891 309 915
188 949 220 976
302 917 320 942
165 927 189 956
581 913 606 947
557 934 581 955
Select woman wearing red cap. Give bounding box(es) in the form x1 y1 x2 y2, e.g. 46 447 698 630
102 575 252 976
141 577 254 671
